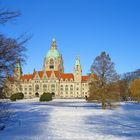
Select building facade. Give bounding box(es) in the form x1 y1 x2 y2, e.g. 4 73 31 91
7 38 95 99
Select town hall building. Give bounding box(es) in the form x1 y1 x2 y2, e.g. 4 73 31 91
7 38 96 99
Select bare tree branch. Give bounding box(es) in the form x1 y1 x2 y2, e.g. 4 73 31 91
0 9 20 25
0 33 30 85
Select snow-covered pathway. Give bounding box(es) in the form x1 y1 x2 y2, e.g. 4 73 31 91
0 99 140 140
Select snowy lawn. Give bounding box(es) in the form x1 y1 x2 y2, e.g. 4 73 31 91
0 99 140 140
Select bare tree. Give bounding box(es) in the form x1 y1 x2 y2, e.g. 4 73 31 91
0 34 29 84
89 52 120 109
0 9 30 85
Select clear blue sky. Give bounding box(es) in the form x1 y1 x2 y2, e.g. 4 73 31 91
0 0 140 75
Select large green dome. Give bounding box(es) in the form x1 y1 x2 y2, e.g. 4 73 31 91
46 49 61 58
46 38 62 58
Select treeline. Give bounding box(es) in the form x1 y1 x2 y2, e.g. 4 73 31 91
121 69 140 83
119 69 140 102
88 52 140 109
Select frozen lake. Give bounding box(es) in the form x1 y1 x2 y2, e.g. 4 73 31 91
0 99 140 140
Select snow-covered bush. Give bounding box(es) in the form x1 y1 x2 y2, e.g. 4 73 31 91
40 92 52 102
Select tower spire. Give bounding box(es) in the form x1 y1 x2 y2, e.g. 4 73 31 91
75 55 82 71
51 37 57 49
74 55 82 80
74 55 82 97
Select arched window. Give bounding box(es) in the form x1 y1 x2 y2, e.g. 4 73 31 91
51 84 55 91
43 84 47 92
20 85 22 91
35 84 39 91
60 85 63 91
49 59 54 69
43 84 47 88
65 85 68 91
70 85 73 91
29 85 32 91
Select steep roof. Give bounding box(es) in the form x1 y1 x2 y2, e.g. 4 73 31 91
21 71 61 81
37 71 60 79
19 71 96 82
8 77 14 82
21 74 33 81
82 74 97 82
82 76 89 82
60 73 74 80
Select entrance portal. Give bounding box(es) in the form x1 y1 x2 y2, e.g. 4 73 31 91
52 92 55 97
35 92 39 97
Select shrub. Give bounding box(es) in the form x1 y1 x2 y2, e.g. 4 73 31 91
10 94 17 101
16 92 24 99
10 92 24 101
40 92 52 102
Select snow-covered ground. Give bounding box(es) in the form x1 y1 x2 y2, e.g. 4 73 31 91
0 99 140 140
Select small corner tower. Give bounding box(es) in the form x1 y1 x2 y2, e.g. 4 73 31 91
14 60 22 80
74 56 82 82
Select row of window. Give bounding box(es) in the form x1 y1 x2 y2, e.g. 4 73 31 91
21 84 55 91
22 91 88 97
34 79 74 82
22 79 89 84
23 92 88 95
31 76 85 82
60 91 74 94
20 84 88 92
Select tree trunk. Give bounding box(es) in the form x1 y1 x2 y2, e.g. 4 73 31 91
101 99 106 109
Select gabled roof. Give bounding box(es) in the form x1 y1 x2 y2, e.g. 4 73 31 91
37 71 60 79
21 71 61 81
19 71 96 82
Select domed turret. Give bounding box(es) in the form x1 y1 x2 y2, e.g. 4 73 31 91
46 49 61 58
46 38 61 58
43 38 64 73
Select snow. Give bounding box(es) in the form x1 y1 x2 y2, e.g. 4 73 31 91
0 99 140 140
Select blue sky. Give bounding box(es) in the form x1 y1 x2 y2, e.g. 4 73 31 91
0 0 140 75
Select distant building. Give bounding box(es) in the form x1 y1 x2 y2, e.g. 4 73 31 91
6 38 96 98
